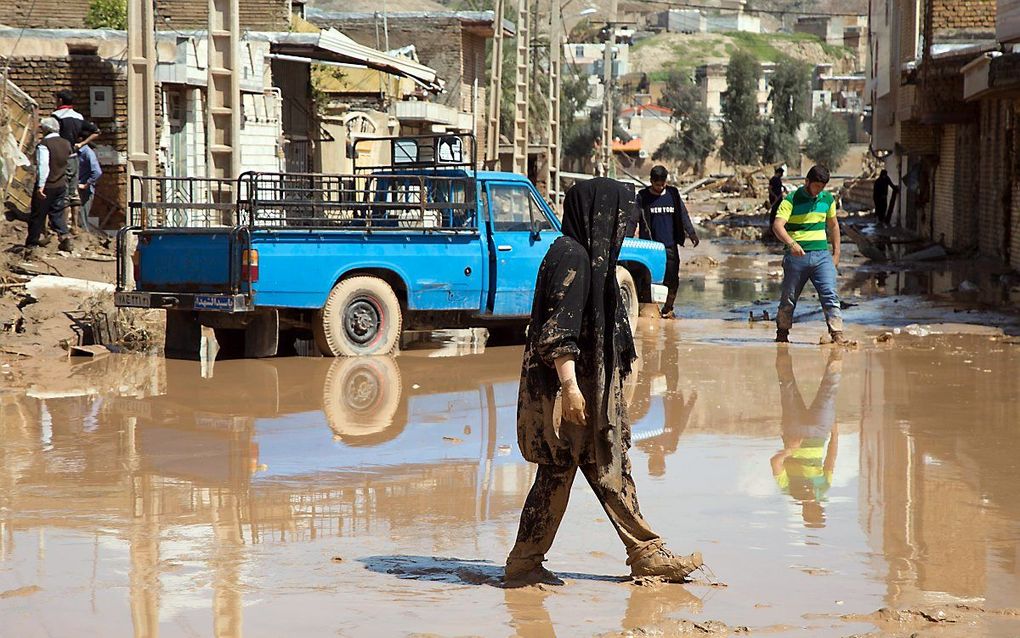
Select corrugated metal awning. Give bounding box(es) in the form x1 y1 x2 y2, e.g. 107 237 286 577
260 29 444 93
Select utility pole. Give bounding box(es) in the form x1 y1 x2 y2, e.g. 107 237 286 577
485 0 505 168
511 0 531 176
545 0 562 207
599 0 617 177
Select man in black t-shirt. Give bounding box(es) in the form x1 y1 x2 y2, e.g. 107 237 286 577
636 165 699 319
53 90 100 207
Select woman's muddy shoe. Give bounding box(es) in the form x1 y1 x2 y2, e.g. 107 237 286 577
830 331 847 345
504 561 565 587
627 541 703 582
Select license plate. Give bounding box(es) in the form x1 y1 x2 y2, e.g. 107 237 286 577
116 292 151 308
194 295 235 311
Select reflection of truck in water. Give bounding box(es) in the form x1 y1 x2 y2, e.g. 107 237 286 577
125 352 663 496
114 134 667 359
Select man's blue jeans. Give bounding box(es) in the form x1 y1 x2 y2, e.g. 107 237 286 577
776 250 843 334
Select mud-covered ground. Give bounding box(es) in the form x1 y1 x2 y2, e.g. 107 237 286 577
3 206 1020 637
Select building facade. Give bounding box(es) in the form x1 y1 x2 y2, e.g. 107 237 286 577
868 0 1020 272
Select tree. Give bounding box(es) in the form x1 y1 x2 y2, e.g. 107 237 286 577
762 56 811 166
561 69 600 165
659 70 700 118
85 0 127 30
720 50 764 166
804 108 849 170
655 72 716 175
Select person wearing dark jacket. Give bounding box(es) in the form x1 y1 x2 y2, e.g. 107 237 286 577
504 177 703 587
873 169 899 225
53 90 100 208
636 165 699 318
768 166 786 230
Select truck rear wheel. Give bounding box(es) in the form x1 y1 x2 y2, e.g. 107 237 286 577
617 266 639 330
314 276 402 357
323 356 403 444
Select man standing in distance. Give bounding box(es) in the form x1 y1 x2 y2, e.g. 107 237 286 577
636 165 699 319
772 165 845 344
873 169 899 225
27 117 73 251
53 90 100 212
768 166 786 232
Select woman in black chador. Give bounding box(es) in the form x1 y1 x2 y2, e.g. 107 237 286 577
505 177 703 586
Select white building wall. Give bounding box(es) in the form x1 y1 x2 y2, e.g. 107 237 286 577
240 91 283 173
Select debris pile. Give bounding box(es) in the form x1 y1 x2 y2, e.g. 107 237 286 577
0 218 163 358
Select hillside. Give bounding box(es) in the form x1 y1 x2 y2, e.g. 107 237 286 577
630 31 857 79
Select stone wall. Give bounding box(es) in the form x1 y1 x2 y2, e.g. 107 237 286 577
932 0 996 34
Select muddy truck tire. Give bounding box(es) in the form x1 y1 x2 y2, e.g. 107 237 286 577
323 356 404 445
315 276 403 357
617 266 639 330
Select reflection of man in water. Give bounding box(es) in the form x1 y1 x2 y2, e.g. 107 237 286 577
634 340 698 477
770 349 841 529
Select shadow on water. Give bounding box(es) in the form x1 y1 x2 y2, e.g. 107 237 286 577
358 555 629 587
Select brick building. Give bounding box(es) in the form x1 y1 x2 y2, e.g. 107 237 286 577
868 0 1020 272
1 39 132 226
0 0 292 31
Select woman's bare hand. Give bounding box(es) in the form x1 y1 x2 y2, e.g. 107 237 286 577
561 378 587 425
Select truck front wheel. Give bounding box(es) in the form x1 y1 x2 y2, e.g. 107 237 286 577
315 276 403 356
616 266 639 330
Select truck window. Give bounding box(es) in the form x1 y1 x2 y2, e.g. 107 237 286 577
489 185 533 232
490 184 554 232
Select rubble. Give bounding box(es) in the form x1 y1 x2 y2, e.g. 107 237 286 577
1 213 162 357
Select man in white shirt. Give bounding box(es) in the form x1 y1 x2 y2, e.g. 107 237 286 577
28 117 73 251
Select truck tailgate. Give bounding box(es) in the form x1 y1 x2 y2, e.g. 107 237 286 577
137 231 237 293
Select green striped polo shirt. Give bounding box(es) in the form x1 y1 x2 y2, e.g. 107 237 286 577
776 187 837 252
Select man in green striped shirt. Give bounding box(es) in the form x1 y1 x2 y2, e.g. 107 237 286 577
771 165 845 344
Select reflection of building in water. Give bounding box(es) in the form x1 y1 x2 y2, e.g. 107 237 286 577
0 351 542 634
771 349 842 529
859 345 1020 610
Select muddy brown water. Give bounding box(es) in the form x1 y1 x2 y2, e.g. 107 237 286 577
2 323 1020 637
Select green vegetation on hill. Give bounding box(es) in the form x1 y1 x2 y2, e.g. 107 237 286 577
725 31 850 61
632 30 851 80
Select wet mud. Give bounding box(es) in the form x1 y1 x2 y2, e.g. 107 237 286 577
3 322 1020 637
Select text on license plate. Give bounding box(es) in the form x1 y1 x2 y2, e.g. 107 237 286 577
194 295 235 311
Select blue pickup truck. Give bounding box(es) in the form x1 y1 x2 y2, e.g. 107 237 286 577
115 134 666 358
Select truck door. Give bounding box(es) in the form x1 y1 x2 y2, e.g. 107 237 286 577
485 182 555 316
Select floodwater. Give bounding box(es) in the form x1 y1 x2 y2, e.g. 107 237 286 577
675 234 1020 332
3 322 1020 637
